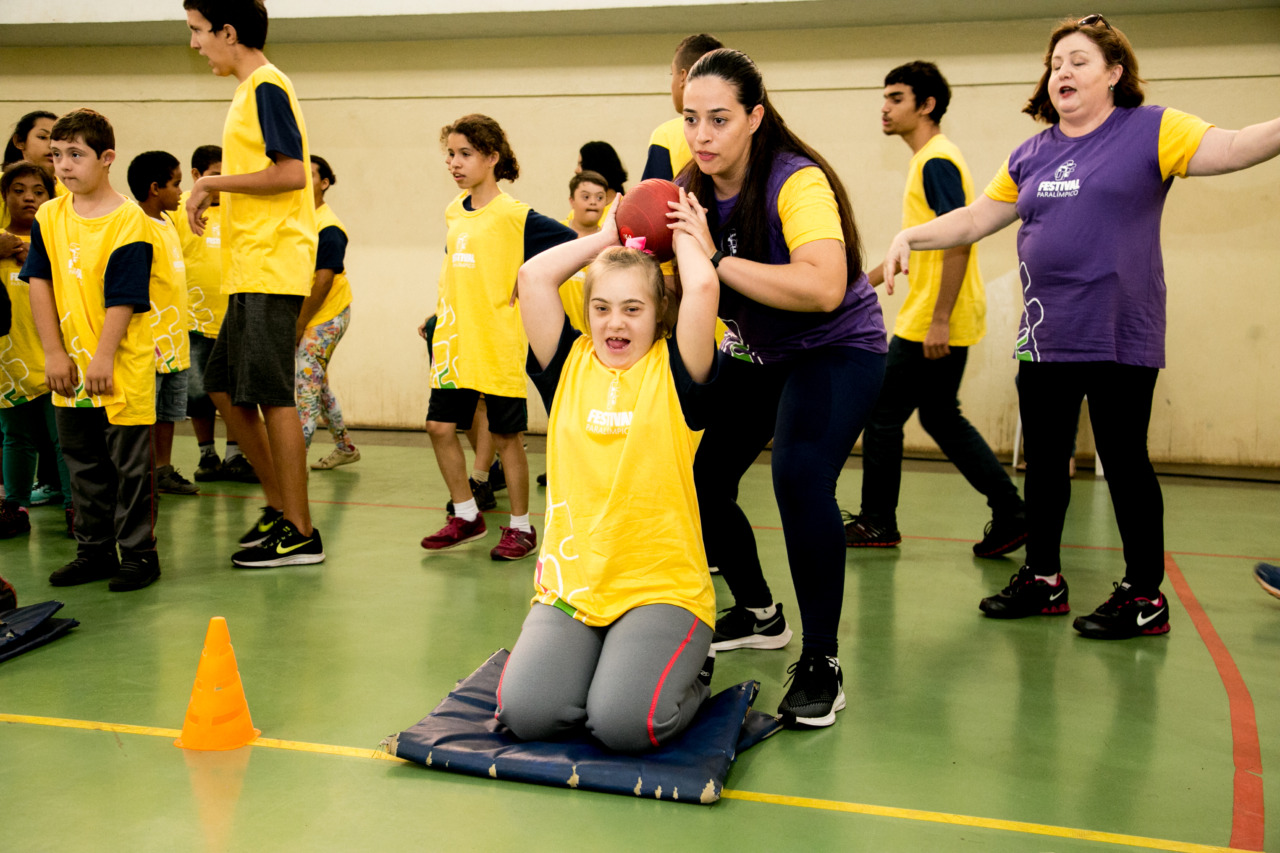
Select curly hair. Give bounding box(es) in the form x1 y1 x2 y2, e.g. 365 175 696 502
441 114 519 182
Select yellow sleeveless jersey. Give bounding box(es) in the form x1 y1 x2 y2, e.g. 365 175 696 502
147 213 190 373
176 190 225 336
307 202 352 328
0 235 46 406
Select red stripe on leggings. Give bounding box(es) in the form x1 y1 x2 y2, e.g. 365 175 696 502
647 616 700 748
1164 553 1265 850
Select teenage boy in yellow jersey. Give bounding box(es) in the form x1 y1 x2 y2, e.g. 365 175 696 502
129 150 200 497
177 144 256 484
639 34 723 182
184 0 322 568
22 109 161 592
844 61 1027 557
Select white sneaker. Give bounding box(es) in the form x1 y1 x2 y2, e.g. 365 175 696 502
310 447 361 470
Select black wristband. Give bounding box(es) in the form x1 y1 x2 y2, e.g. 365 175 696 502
709 250 724 269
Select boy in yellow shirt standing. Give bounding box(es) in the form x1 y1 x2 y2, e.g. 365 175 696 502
22 109 160 591
184 0 323 568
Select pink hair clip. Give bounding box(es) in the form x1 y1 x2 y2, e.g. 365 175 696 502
623 235 654 256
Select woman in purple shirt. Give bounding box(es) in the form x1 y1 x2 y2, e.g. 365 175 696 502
674 48 886 728
883 15 1280 639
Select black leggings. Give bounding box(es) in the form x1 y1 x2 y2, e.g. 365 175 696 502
694 346 885 657
1018 361 1164 592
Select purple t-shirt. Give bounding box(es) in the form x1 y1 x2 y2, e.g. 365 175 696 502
1007 105 1183 368
697 152 886 364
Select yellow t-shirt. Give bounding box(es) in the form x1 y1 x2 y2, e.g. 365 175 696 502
307 202 353 328
176 190 225 336
893 134 985 346
535 335 714 627
649 116 692 179
0 178 67 231
147 213 190 373
25 194 155 425
0 234 47 407
219 63 317 297
557 215 590 334
432 191 533 398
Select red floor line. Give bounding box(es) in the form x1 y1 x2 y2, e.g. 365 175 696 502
1164 552 1266 851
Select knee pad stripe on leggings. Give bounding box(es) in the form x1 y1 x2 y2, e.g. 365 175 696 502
646 615 700 748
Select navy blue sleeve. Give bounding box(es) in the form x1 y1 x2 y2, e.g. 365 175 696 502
315 225 347 273
668 331 721 431
103 242 153 312
526 316 581 412
921 159 966 217
18 219 52 282
522 210 577 261
256 82 304 163
640 144 674 182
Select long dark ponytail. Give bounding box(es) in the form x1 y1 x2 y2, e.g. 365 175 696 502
679 49 863 277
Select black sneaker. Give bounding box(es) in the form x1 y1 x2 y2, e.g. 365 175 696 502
0 500 31 539
1073 582 1170 639
843 512 901 548
536 472 548 487
194 453 222 482
489 459 506 493
710 603 793 651
979 566 1070 618
49 549 120 586
239 506 284 548
157 464 200 495
973 513 1028 558
222 455 260 483
778 651 846 728
232 520 325 568
110 551 161 591
446 477 498 516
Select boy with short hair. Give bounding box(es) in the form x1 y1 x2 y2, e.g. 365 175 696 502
128 149 199 496
640 33 723 181
22 108 161 591
177 143 256 483
184 0 324 567
558 170 608 335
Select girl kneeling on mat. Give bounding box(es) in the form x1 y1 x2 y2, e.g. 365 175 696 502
496 191 720 753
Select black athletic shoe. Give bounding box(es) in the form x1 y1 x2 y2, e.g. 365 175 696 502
193 454 222 482
536 472 548 487
843 511 901 548
157 464 200 495
973 513 1029 558
110 551 161 591
49 549 120 587
446 477 498 516
222 455 260 483
1073 582 1170 639
980 566 1071 618
710 603 793 651
489 459 507 493
778 651 846 728
238 506 284 548
232 520 325 568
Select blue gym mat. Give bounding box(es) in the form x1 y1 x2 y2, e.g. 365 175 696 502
388 649 782 804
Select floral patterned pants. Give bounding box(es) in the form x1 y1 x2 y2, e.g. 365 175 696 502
295 306 354 451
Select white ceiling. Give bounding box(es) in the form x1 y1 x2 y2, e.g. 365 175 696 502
3 0 1277 46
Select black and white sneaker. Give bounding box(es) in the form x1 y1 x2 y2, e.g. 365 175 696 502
979 566 1070 618
710 603 793 651
238 506 283 548
1073 581 1170 639
778 651 845 728
232 520 325 568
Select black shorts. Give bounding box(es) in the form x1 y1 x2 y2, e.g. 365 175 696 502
427 389 527 434
204 293 302 408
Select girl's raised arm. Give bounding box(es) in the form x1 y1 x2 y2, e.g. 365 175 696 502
667 189 719 383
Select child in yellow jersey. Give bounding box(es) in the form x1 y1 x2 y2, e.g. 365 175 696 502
496 190 721 752
639 34 723 182
558 170 609 333
22 109 160 592
185 0 324 568
0 161 73 539
1 111 57 234
296 154 359 469
419 114 575 560
129 150 200 498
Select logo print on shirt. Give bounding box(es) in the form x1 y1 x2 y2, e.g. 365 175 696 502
1014 263 1044 362
451 231 475 269
67 243 84 282
1038 160 1080 198
585 409 632 434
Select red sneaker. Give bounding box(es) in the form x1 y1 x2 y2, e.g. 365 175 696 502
421 515 487 550
490 526 537 561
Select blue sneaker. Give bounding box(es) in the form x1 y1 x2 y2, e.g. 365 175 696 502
29 483 63 507
1255 563 1280 600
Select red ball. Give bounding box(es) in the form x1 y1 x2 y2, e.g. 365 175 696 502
615 179 680 262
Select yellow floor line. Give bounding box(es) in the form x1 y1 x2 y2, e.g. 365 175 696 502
1 713 1249 852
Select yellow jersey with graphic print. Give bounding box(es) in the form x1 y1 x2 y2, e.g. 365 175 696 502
0 235 46 407
219 63 317 297
24 194 155 425
307 202 352 328
147 212 190 373
535 336 714 628
176 190 225 336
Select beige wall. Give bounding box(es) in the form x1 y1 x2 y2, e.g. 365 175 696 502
3 9 1277 464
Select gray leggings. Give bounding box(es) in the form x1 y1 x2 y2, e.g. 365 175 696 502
496 603 711 753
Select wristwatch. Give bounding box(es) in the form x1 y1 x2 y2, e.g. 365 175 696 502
709 250 724 269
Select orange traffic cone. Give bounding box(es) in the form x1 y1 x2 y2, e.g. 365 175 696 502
174 616 261 750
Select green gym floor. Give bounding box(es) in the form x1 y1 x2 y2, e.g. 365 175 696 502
3 429 1277 852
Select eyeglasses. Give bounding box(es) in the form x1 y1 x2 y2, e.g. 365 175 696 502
1078 13 1112 29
